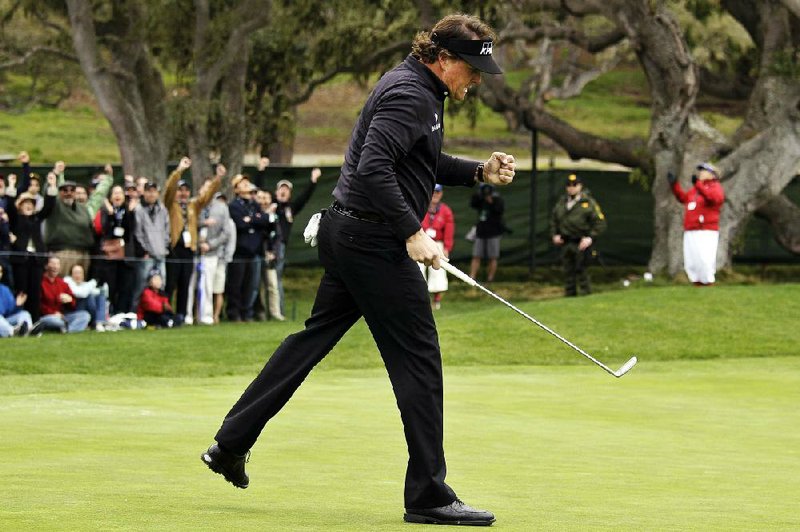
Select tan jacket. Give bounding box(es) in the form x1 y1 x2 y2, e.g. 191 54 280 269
163 168 221 252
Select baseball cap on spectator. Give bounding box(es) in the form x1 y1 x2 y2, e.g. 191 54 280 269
59 180 78 190
15 192 37 209
147 268 162 281
434 184 443 192
125 182 137 190
177 179 191 190
696 162 719 178
276 179 293 190
143 181 159 191
213 191 227 201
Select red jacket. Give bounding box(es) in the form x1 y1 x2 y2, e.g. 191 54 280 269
421 202 455 253
671 179 725 231
137 287 172 319
40 275 76 316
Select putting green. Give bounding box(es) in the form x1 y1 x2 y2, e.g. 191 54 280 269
2 357 799 530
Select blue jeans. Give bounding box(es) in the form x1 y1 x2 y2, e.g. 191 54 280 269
0 310 33 337
76 294 108 324
245 255 263 319
37 311 91 333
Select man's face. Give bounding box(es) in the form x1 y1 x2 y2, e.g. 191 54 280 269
255 190 272 209
177 186 191 202
235 179 252 198
143 187 159 204
126 187 139 201
18 199 34 216
28 179 40 195
441 54 481 102
46 257 61 276
431 190 443 205
74 186 88 203
111 186 126 206
566 182 582 196
136 177 148 194
276 185 291 203
59 185 76 205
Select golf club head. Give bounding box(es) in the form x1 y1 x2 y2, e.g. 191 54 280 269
613 356 638 378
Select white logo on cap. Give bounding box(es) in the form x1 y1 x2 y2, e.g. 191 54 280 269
480 42 493 55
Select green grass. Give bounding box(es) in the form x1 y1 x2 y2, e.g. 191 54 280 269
2 284 799 530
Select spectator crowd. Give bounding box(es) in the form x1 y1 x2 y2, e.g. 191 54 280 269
0 152 320 338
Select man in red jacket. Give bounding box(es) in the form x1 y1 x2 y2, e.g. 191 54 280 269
31 256 91 334
668 162 726 285
419 184 455 309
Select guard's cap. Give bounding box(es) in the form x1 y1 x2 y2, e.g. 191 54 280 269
696 162 719 178
433 35 502 74
276 179 293 190
566 174 582 186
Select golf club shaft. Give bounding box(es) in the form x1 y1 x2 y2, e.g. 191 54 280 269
440 261 631 377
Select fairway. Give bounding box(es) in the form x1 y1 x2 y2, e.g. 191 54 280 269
2 285 799 530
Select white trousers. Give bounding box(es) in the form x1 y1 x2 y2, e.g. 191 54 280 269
683 230 718 284
418 242 449 293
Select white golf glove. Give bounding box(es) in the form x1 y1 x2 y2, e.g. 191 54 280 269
303 211 323 247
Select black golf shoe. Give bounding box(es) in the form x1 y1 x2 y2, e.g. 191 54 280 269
201 443 249 489
404 499 495 526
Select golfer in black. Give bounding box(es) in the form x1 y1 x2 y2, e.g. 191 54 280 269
202 13 516 526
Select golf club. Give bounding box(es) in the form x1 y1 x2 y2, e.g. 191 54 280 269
440 261 637 378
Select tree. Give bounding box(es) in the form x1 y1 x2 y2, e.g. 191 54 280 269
478 0 800 274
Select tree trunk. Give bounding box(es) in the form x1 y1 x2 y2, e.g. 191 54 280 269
755 193 800 254
218 43 249 180
266 106 297 164
66 0 169 181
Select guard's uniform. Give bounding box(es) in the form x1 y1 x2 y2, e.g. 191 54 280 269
550 190 606 296
214 55 478 509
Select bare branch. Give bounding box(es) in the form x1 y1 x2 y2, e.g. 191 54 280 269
0 45 78 70
480 75 651 170
500 24 626 53
288 40 408 106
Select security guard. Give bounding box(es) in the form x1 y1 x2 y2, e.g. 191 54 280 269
551 174 606 296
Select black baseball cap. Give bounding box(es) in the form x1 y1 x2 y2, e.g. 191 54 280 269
433 35 502 74
144 181 159 190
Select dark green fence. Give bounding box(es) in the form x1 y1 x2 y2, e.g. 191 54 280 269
2 164 798 266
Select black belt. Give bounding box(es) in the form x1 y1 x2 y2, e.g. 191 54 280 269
331 201 386 224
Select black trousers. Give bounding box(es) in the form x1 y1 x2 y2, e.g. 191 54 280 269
13 256 43 322
166 244 194 317
95 258 136 314
214 209 456 509
225 256 256 321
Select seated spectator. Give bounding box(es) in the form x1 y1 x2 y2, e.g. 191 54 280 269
31 256 91 334
0 263 32 337
65 264 109 332
137 269 178 328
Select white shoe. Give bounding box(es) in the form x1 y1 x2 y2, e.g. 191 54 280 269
95 323 106 332
184 316 194 325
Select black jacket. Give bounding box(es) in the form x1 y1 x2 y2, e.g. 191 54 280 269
333 55 478 241
5 193 55 264
276 181 316 245
471 189 506 239
229 196 269 258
